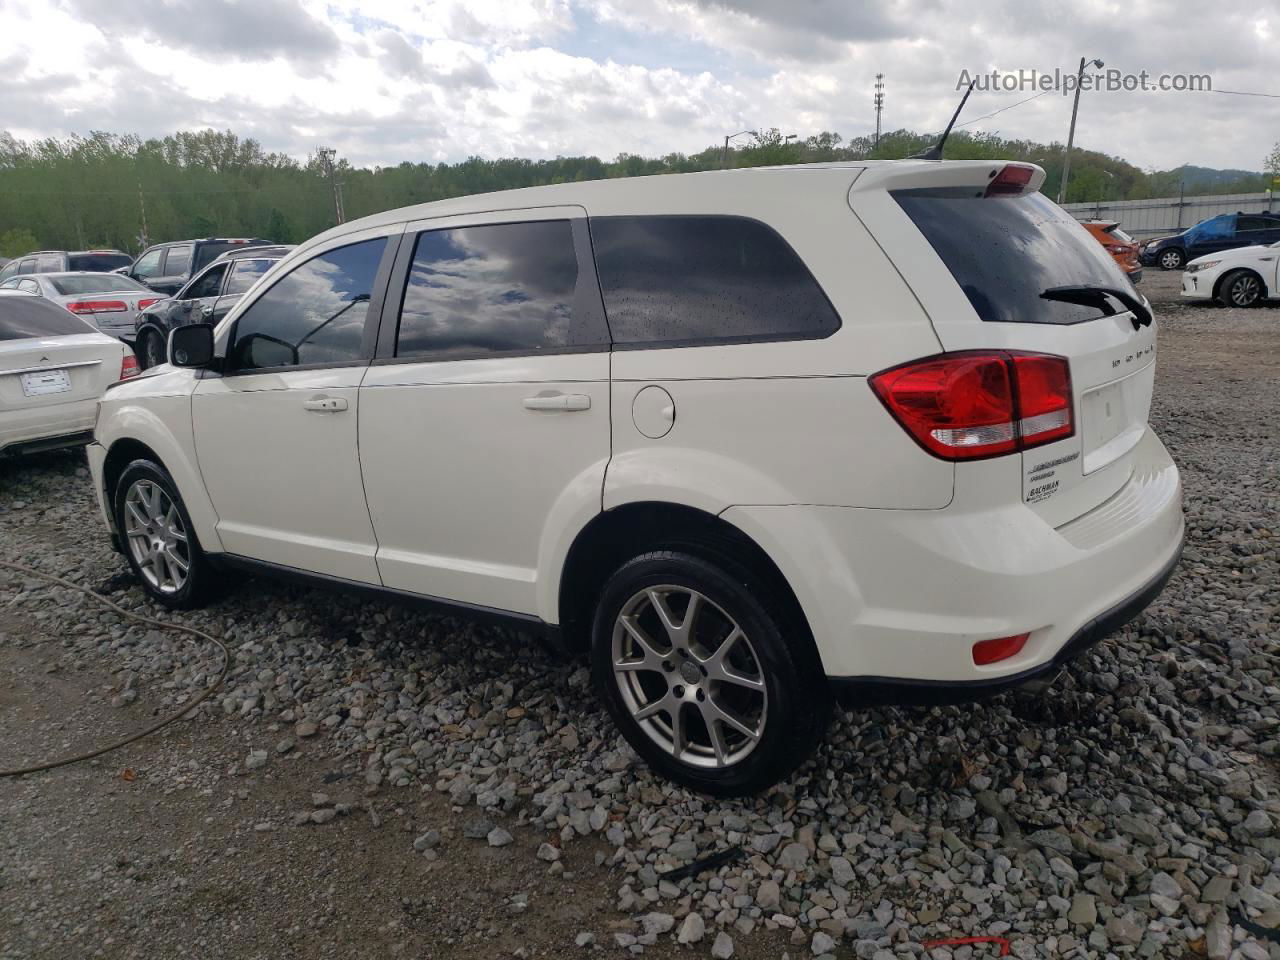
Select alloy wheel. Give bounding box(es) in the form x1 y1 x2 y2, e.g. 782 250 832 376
1160 250 1182 270
1229 274 1261 307
611 585 768 768
123 479 190 594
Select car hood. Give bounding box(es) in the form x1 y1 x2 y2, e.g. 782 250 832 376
1187 244 1273 267
1144 233 1185 247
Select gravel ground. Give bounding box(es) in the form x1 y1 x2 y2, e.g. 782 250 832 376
1 268 1278 960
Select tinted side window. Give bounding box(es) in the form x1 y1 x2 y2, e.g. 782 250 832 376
35 254 62 272
225 259 272 295
67 253 132 271
17 259 36 274
163 244 193 276
132 248 163 278
0 262 17 281
1237 216 1275 233
591 216 840 346
186 263 228 299
396 220 589 359
229 237 386 371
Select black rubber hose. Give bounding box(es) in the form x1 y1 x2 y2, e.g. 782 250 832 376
0 558 229 778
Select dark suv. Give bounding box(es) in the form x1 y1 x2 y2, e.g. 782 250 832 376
0 249 133 281
133 244 293 368
1140 212 1280 270
123 238 273 295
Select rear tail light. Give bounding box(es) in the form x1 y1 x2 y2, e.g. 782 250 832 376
870 351 1074 461
137 298 160 310
972 633 1029 665
985 164 1035 197
67 299 128 315
120 353 140 380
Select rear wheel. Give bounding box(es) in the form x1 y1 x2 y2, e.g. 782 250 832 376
114 459 219 609
140 329 166 369
1158 248 1185 270
590 550 829 795
1217 269 1263 308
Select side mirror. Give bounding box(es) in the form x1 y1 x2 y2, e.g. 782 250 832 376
169 323 215 368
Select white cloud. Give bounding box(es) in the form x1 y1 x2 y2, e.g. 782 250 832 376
0 0 1275 172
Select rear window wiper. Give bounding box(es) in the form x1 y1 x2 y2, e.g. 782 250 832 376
1039 285 1152 329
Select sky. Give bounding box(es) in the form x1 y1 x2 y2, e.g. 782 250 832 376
0 0 1276 172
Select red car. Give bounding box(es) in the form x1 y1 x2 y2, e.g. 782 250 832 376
1082 220 1142 283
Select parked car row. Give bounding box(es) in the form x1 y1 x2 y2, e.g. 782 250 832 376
1141 212 1280 270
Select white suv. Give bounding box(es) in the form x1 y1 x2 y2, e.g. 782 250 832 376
89 161 1184 794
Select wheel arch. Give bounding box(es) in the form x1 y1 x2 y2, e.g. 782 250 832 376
1213 266 1268 303
98 406 222 554
555 501 820 671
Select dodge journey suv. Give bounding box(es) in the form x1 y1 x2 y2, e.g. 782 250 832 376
89 161 1184 794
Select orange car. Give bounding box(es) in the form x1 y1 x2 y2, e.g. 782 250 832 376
1081 220 1142 283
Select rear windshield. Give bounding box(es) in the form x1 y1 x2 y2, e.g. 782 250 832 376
0 297 96 340
50 275 144 295
1111 226 1135 244
893 189 1130 324
67 253 132 272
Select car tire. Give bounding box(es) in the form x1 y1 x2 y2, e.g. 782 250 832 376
1158 248 1185 270
114 459 219 609
590 550 830 796
140 329 166 370
1217 269 1263 308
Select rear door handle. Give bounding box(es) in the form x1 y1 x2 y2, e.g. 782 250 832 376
523 393 591 412
303 396 348 413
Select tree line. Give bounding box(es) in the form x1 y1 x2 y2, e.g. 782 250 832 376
0 127 1274 258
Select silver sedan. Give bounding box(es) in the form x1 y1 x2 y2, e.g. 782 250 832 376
0 271 164 342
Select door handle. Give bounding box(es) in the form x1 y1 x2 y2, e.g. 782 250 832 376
523 393 591 412
200 303 214 318
303 396 348 413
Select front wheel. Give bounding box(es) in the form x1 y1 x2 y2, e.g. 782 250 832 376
590 551 829 795
140 329 166 369
114 459 219 609
1158 248 1185 270
1217 269 1263 308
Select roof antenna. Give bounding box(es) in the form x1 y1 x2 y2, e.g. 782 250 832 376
910 81 974 161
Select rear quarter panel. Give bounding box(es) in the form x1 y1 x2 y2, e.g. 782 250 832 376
597 168 954 513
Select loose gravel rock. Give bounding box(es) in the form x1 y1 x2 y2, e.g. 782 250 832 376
2 271 1279 959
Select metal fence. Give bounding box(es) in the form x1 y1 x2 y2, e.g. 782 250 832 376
1062 191 1277 239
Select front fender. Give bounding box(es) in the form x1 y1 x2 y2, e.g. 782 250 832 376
98 381 222 554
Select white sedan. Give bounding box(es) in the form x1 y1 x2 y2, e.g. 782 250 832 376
1182 242 1279 307
0 291 139 458
0 271 163 342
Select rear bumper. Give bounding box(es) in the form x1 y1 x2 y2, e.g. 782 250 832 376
0 399 97 457
724 427 1184 691
828 535 1181 705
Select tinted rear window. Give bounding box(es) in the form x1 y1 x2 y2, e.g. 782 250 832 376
0 297 96 340
591 215 840 347
894 190 1130 324
67 253 132 272
50 275 143 295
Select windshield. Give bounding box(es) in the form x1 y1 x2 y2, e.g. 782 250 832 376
0 297 96 340
67 253 132 272
50 275 146 295
893 189 1132 324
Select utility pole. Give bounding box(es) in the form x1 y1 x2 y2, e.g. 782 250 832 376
317 147 345 224
136 178 149 250
874 73 884 148
1058 56 1104 205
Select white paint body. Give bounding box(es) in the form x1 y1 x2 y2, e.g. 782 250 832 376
89 161 1184 684
1181 243 1280 301
1 329 131 455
